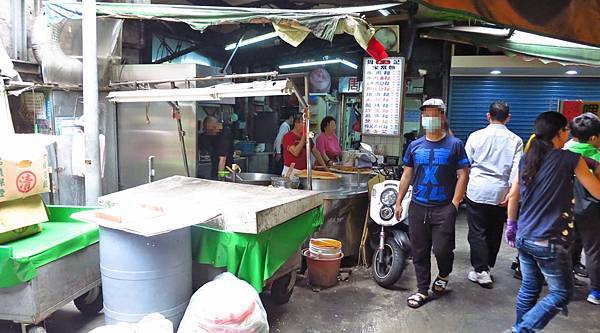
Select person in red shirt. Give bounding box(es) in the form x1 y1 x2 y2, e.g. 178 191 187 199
282 114 327 175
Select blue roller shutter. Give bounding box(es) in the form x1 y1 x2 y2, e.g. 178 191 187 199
448 77 600 141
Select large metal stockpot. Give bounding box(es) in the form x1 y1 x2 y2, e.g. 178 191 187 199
226 173 279 186
334 172 372 188
313 188 369 258
299 177 342 191
271 177 300 189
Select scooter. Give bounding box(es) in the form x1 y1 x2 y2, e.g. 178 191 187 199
368 179 412 288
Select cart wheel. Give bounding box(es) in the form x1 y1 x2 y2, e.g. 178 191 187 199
270 271 296 305
74 287 104 315
26 326 47 333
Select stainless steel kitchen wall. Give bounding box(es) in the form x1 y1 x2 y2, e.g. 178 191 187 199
112 64 231 189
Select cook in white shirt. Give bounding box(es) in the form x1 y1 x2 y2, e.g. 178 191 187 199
273 110 295 174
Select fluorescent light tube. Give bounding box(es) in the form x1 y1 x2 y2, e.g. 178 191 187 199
107 88 220 103
490 70 502 75
209 80 294 98
224 32 279 51
107 80 296 103
279 59 358 70
340 60 359 69
565 70 578 75
379 9 390 16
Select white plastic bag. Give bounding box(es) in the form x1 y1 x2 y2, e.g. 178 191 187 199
177 272 269 333
88 313 173 333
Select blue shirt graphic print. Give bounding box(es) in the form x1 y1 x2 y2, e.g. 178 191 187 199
403 135 470 207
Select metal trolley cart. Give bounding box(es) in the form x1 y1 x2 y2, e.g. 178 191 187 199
0 206 102 333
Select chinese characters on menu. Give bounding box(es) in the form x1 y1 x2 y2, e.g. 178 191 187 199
362 57 404 136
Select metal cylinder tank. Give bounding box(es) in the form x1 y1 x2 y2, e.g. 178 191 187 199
99 226 192 328
313 189 369 258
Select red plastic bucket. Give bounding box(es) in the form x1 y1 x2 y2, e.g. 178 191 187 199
303 248 343 288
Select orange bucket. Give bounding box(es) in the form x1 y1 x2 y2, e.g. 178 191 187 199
309 238 342 258
303 249 343 288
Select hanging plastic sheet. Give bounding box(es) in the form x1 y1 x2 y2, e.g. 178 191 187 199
44 1 391 61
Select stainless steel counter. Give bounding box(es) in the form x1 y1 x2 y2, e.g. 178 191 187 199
98 176 323 234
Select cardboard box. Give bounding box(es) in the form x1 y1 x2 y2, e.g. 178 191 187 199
0 195 48 238
0 155 50 203
0 134 55 203
0 224 42 244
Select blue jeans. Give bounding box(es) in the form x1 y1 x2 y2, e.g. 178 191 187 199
513 238 573 333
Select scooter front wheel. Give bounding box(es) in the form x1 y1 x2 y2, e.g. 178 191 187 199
371 239 407 288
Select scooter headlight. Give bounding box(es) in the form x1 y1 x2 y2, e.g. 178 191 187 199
380 188 397 206
379 206 394 221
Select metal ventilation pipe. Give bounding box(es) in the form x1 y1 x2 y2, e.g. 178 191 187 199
31 14 83 84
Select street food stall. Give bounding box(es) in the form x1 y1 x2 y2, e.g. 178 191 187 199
69 72 329 328
73 176 324 328
6 2 392 330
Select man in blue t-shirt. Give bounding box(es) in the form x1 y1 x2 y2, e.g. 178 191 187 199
395 98 470 308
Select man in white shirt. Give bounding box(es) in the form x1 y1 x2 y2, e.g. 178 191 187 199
465 101 523 288
273 109 295 174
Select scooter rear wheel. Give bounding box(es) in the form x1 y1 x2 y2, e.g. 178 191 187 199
371 239 406 288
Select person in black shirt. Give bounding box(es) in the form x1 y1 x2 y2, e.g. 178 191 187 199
202 115 233 180
215 124 234 177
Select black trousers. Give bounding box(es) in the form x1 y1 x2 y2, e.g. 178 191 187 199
271 155 284 175
409 202 457 295
466 197 507 272
570 232 583 267
576 204 600 291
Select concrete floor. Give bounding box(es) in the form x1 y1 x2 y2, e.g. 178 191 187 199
1 211 599 333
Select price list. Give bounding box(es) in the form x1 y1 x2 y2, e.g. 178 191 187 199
362 57 404 136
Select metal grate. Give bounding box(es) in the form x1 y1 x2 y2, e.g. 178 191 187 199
448 77 600 141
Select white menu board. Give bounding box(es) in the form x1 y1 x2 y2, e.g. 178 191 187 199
362 57 405 136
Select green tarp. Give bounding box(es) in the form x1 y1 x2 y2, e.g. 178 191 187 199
45 1 396 53
413 2 600 66
414 0 600 47
0 206 98 289
424 28 600 66
192 206 323 292
0 204 323 292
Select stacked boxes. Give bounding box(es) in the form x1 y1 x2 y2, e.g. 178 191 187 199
0 135 54 244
